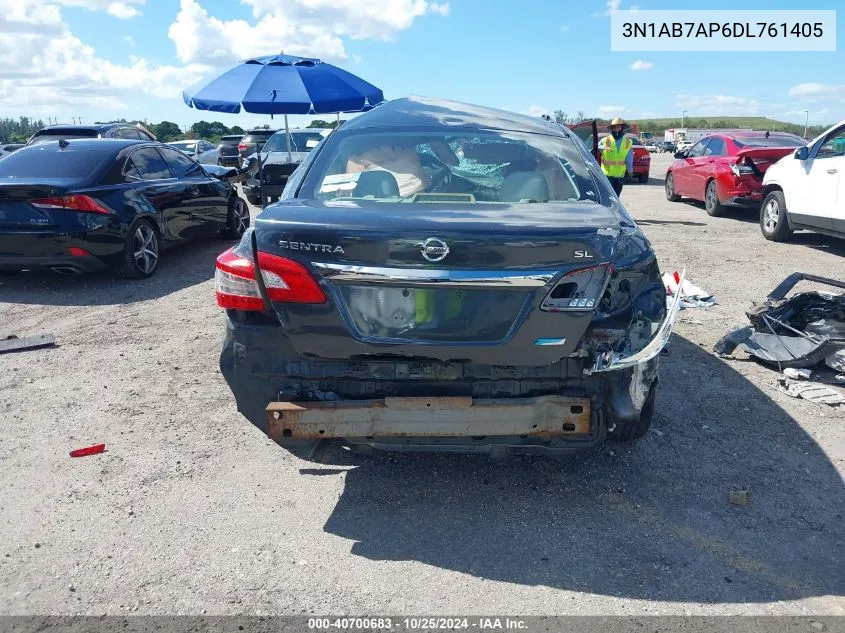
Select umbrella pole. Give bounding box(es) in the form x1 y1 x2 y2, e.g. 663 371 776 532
285 114 292 163
257 140 265 209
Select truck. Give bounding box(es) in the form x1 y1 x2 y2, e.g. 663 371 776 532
664 128 753 145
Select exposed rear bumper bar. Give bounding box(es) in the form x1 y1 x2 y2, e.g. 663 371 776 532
266 395 592 440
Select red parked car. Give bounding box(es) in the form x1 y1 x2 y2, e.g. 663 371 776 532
597 133 650 183
664 132 805 216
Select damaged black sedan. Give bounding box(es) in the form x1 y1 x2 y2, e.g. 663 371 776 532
216 97 681 460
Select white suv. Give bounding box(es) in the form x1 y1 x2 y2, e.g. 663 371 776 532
761 121 845 242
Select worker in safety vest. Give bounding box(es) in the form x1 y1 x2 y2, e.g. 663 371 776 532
599 117 634 197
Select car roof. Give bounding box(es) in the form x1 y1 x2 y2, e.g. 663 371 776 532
24 138 149 151
339 96 567 136
38 123 126 132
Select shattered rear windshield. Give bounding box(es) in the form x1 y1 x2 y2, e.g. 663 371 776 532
301 130 601 204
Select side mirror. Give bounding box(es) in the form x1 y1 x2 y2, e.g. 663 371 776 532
674 151 686 159
794 146 809 160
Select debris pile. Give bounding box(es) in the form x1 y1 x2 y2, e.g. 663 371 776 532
715 272 845 407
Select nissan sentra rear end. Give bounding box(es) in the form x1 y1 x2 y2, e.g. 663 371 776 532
216 97 680 460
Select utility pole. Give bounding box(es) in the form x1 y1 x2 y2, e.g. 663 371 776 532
803 110 809 139
681 110 687 128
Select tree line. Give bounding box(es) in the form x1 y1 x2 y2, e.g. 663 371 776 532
0 117 344 144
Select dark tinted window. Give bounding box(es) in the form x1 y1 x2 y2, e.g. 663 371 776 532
122 159 143 181
704 138 725 156
28 129 99 145
221 135 242 142
733 135 804 148
128 147 171 180
139 130 156 141
119 127 142 140
0 146 113 179
264 131 325 153
159 146 202 178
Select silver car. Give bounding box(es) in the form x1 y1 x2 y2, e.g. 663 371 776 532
166 140 221 165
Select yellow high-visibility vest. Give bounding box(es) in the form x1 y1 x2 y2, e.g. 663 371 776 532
599 135 632 178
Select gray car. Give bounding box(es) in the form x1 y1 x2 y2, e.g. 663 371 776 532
241 128 332 205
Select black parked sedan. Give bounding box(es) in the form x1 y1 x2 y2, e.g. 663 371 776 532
216 97 681 460
0 139 249 278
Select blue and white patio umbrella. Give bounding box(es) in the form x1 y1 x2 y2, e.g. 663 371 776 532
183 54 384 161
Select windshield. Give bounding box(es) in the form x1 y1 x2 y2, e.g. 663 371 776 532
263 131 325 153
301 130 600 204
733 135 804 148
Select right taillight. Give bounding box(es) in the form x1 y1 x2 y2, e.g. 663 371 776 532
540 264 613 312
237 143 247 151
215 241 326 311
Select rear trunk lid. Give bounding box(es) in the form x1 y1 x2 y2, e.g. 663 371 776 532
0 181 74 229
254 199 629 365
734 147 795 176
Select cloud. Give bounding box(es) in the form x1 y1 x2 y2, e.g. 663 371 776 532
123 35 135 46
629 59 653 71
429 2 449 16
673 94 782 116
168 0 447 65
788 83 845 100
525 105 551 117
54 0 145 18
597 105 625 116
592 0 620 17
0 0 205 113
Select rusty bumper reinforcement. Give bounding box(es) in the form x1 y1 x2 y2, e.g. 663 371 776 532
266 396 592 440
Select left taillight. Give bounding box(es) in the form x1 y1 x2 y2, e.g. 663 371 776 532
30 195 111 215
215 235 326 311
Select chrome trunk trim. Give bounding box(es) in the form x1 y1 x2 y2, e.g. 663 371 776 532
311 263 557 288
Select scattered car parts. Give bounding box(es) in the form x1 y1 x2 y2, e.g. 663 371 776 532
715 272 845 370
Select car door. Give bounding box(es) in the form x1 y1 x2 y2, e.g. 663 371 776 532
158 145 228 237
126 146 192 240
698 136 726 197
674 138 710 198
789 125 845 230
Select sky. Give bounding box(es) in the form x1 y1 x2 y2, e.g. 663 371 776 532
0 0 842 131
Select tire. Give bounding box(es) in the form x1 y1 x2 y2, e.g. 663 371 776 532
638 173 648 184
113 219 160 279
608 382 656 442
760 189 793 242
704 179 726 217
223 196 250 239
665 172 681 201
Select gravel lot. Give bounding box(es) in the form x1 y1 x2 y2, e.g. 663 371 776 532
0 152 843 615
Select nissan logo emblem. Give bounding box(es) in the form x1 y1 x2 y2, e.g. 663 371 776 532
420 237 449 262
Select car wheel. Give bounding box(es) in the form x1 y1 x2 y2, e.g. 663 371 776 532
114 219 160 279
638 173 648 184
704 179 726 217
608 381 656 442
760 190 793 242
223 196 250 239
665 172 681 201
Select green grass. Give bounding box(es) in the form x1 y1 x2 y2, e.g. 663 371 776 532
622 116 827 138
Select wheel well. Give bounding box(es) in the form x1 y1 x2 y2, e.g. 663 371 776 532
762 184 783 198
133 214 162 238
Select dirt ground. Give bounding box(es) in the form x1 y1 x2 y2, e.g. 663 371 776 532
0 152 843 615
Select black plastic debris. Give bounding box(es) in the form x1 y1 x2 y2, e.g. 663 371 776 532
715 272 845 370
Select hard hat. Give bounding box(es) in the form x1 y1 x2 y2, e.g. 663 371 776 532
610 117 626 126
